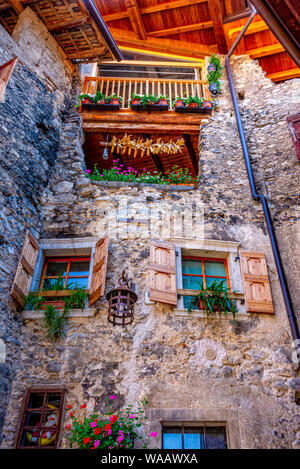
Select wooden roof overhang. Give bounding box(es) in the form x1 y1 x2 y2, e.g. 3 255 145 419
0 0 123 63
91 0 300 82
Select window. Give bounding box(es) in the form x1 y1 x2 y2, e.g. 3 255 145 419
16 389 65 449
40 257 91 290
162 425 227 449
181 256 230 309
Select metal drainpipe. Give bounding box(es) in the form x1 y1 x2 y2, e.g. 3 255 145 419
225 5 300 360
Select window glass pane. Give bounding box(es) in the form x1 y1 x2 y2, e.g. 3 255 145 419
46 393 62 408
45 262 68 277
206 277 228 288
183 295 193 309
182 260 202 275
183 276 203 290
28 393 45 409
24 412 43 428
163 428 182 449
66 277 89 289
68 261 90 277
184 428 205 449
206 427 227 449
204 261 226 277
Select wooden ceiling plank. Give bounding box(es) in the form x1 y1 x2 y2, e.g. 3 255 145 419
247 43 285 58
148 21 214 38
208 0 228 54
7 0 24 15
109 27 214 59
228 20 268 39
67 47 106 59
267 68 300 82
48 16 89 32
125 0 147 41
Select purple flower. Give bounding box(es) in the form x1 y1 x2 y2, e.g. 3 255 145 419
110 395 116 400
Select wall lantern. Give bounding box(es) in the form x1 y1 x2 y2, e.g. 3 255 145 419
106 271 138 326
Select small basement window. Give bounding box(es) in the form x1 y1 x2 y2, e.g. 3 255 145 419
162 424 227 449
16 389 65 448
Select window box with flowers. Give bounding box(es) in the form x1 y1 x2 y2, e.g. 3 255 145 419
77 92 122 111
84 163 199 188
129 93 169 112
173 96 214 114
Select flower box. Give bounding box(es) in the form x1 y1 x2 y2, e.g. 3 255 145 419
174 105 212 114
82 103 121 111
131 103 169 112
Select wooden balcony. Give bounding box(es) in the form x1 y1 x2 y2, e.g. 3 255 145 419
80 76 212 135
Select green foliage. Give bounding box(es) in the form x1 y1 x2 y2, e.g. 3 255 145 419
25 286 89 341
66 397 153 449
94 91 105 102
105 94 123 104
187 280 238 318
207 53 223 94
75 93 94 107
183 95 203 106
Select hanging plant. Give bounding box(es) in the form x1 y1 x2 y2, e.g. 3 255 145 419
207 53 223 96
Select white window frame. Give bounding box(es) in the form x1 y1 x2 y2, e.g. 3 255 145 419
171 238 248 320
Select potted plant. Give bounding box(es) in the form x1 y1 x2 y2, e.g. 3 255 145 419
172 97 185 108
157 95 169 106
129 93 143 107
187 280 238 318
207 53 223 96
185 96 202 108
106 94 122 105
94 91 106 104
76 93 94 108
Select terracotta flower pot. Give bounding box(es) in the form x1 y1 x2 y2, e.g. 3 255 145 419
82 98 90 104
112 98 120 105
158 99 168 105
174 100 185 107
202 101 212 108
188 102 198 108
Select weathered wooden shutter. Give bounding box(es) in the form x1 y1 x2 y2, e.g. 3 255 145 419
11 231 39 307
149 240 177 306
240 251 274 314
89 237 109 306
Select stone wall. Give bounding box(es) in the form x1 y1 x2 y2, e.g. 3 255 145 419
1 53 300 449
0 9 78 443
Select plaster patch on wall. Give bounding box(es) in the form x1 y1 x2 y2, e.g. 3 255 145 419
188 338 226 368
0 339 6 363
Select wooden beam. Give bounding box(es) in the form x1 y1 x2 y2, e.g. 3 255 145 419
247 43 285 58
208 0 228 54
102 0 208 22
67 47 106 60
83 122 201 134
148 21 213 38
125 0 147 40
183 134 199 175
81 110 206 126
48 16 89 33
267 68 300 82
109 27 215 59
228 20 268 39
7 0 23 15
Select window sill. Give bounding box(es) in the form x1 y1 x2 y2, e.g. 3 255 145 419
173 308 249 321
22 308 96 319
90 180 197 191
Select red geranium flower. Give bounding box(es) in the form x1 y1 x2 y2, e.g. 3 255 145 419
80 404 87 409
105 424 112 432
83 437 91 445
66 405 72 409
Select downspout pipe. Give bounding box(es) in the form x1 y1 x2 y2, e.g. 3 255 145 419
225 5 300 358
84 0 123 62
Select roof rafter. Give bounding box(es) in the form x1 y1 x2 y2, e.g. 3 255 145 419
125 0 147 40
7 0 23 15
208 0 228 54
148 21 213 38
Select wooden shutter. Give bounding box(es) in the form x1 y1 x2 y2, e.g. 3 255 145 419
149 240 177 306
287 113 300 160
11 231 39 307
240 251 274 314
89 237 109 306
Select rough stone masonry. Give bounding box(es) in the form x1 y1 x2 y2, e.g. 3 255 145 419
0 11 300 448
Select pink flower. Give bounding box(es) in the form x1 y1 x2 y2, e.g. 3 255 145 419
151 432 157 437
129 414 135 419
90 421 97 428
110 395 116 400
94 440 100 448
85 169 91 174
108 429 112 435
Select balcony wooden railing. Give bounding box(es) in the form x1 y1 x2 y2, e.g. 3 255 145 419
81 76 210 110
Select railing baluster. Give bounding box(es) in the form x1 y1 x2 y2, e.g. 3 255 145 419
122 81 126 109
169 81 172 109
128 80 132 108
180 82 183 98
